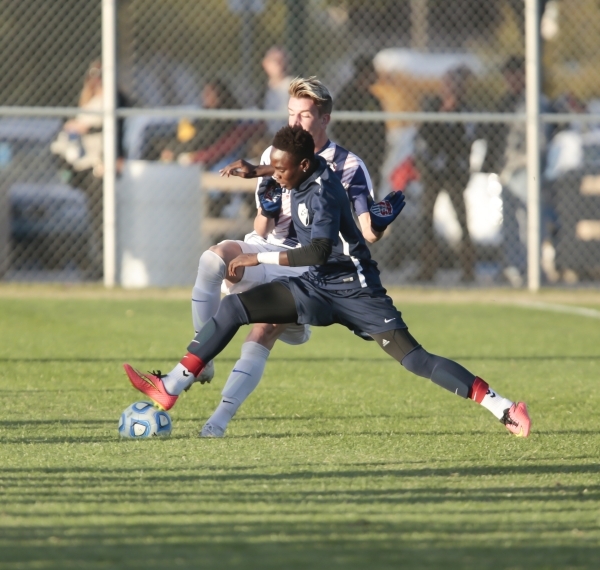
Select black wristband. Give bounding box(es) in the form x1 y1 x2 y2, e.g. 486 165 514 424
260 207 280 219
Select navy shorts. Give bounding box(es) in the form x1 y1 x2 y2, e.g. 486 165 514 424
276 275 407 336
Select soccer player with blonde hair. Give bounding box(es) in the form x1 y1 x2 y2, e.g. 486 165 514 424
185 77 405 437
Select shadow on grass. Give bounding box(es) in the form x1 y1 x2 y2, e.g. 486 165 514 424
1 419 115 426
0 414 409 426
3 484 598 508
0 523 598 570
2 417 599 444
2 463 600 483
0 430 486 445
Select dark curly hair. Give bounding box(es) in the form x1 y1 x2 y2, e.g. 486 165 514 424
272 125 314 164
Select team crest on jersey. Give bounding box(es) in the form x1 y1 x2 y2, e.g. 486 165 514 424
297 203 309 226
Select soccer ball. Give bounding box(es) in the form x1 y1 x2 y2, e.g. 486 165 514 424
118 401 172 439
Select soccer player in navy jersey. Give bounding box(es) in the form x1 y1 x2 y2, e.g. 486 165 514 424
125 126 531 439
187 77 404 437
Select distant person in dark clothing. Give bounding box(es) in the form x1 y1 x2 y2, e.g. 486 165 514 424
260 46 293 138
490 55 550 287
332 55 386 191
496 56 529 286
159 79 258 170
414 65 476 282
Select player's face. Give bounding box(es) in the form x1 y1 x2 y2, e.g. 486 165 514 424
288 97 329 147
270 147 310 191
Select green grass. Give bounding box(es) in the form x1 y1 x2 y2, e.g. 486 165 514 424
1 291 599 569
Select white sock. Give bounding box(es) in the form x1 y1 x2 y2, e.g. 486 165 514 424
162 363 196 396
191 250 226 332
207 341 270 431
480 388 513 420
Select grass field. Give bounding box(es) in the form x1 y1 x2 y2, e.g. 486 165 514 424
1 286 599 569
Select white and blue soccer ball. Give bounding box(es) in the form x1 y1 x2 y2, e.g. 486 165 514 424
118 401 172 439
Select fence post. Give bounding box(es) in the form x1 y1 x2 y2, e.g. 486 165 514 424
525 0 541 291
102 0 117 288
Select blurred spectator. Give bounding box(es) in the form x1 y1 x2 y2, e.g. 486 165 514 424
64 60 104 135
158 78 262 171
548 92 588 141
49 59 130 278
542 92 588 283
331 55 386 190
494 55 551 287
51 59 129 174
414 65 476 282
261 46 293 137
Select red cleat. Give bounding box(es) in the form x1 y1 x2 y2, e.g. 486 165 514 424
501 402 531 438
123 364 178 411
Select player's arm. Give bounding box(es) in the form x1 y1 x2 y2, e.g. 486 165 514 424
252 176 283 238
350 172 406 239
357 212 383 243
345 166 387 243
219 159 275 179
253 212 275 237
228 238 332 277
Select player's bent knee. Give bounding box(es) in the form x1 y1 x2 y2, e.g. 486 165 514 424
209 241 243 265
245 323 278 346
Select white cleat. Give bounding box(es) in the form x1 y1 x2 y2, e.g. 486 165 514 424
184 360 215 391
200 422 225 438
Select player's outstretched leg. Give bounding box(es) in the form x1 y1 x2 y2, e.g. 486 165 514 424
124 294 252 409
125 282 299 412
371 328 531 437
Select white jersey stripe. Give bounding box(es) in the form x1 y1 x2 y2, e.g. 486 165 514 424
341 233 367 288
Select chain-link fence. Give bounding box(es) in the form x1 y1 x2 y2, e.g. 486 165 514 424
2 0 600 287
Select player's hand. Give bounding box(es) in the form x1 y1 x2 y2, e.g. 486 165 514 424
257 178 283 218
228 253 259 278
219 159 258 178
369 191 406 232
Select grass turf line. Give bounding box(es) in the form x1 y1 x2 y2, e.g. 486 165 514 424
0 293 599 569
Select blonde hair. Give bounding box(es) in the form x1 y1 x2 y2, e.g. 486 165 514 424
288 76 333 115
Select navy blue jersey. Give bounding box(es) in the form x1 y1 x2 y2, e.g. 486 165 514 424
256 140 374 248
289 156 383 291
